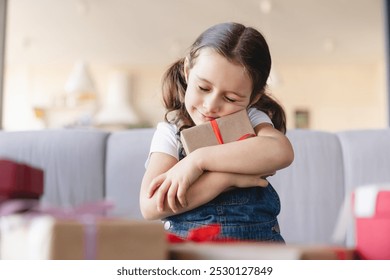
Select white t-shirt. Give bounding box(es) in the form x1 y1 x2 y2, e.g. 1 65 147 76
146 108 273 166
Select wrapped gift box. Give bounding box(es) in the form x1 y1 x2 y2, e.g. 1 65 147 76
180 110 255 154
0 215 167 260
354 185 390 260
170 243 357 260
0 159 44 200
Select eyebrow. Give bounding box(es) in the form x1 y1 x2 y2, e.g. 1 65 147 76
195 75 246 98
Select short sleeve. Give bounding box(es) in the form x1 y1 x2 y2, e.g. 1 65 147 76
145 122 179 168
247 107 273 128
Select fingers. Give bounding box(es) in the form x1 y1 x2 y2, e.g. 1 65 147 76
176 184 188 208
148 175 164 198
155 181 169 212
167 182 189 212
261 171 276 178
148 173 190 213
149 176 186 213
167 183 179 213
258 178 269 187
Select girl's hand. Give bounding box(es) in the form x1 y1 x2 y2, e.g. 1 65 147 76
147 155 204 213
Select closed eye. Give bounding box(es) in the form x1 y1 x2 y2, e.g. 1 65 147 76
225 96 236 103
198 86 210 92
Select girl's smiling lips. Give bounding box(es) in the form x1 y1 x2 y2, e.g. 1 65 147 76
197 109 218 122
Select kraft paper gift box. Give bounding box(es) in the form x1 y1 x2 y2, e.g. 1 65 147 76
0 159 44 200
180 110 255 155
0 215 167 260
353 185 390 260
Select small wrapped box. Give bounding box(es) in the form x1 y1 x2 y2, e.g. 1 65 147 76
0 215 168 260
354 185 390 260
180 110 255 155
0 159 44 200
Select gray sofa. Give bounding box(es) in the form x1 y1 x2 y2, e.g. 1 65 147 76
1 128 390 246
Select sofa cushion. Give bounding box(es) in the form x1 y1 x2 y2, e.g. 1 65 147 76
269 130 345 245
0 129 109 207
105 128 155 219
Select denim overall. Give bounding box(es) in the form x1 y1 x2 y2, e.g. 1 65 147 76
162 133 285 243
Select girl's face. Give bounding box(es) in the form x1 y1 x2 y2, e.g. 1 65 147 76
184 48 255 125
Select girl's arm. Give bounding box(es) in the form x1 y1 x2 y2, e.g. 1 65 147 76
148 123 293 208
140 152 268 220
194 123 294 175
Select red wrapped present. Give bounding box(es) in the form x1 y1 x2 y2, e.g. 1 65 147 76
0 159 44 200
180 110 255 154
354 185 390 260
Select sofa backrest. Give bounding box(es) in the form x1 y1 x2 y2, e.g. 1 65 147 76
106 128 347 245
4 127 389 246
0 129 109 207
269 130 345 245
105 129 155 219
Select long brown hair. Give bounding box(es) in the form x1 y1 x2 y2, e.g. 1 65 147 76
161 22 286 133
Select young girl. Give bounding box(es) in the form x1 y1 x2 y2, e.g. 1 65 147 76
140 22 294 242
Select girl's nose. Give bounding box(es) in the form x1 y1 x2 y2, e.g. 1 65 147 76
203 94 220 113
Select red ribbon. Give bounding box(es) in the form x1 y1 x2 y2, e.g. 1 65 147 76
210 119 256 145
237 133 256 141
0 199 39 216
211 120 224 144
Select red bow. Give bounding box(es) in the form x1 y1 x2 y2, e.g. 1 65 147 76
167 224 239 243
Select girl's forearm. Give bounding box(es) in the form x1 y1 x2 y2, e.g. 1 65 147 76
192 132 294 175
141 171 234 220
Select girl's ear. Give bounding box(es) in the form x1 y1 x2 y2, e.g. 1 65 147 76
184 57 190 83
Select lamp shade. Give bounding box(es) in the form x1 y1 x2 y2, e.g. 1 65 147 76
94 71 139 126
65 61 95 95
65 61 96 106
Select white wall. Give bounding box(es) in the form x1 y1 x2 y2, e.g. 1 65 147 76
3 0 386 132
274 61 387 131
3 60 387 132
